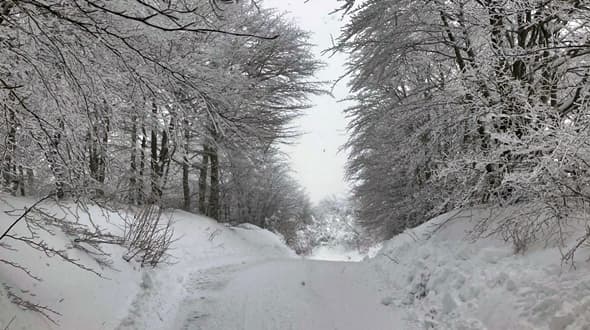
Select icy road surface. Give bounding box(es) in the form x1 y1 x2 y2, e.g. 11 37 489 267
173 259 401 330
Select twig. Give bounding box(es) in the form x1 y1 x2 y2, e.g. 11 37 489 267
4 315 16 330
382 253 399 264
0 259 42 281
0 194 53 242
3 284 60 324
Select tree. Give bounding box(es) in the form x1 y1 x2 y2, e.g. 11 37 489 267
0 0 278 200
337 0 590 246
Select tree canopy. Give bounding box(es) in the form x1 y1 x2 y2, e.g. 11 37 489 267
337 0 590 243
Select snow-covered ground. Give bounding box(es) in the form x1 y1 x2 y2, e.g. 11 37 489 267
307 245 366 262
369 209 590 329
172 259 402 330
174 208 590 330
307 243 383 262
0 196 293 330
2 195 590 329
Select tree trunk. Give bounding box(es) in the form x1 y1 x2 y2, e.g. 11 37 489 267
150 104 161 201
3 108 16 191
148 103 175 203
98 115 109 187
130 113 138 204
138 124 147 204
49 120 65 199
26 168 33 195
182 121 191 211
17 165 24 196
208 145 220 220
87 103 109 197
198 146 209 215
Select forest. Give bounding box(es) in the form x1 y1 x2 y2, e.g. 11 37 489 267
2 0 590 329
0 0 326 248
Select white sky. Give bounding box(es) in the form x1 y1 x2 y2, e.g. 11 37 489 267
263 0 352 203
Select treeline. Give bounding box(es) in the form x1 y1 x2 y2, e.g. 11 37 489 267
337 0 590 247
0 1 320 237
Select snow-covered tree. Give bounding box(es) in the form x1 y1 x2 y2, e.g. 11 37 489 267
337 0 590 247
218 146 314 251
308 196 361 250
0 1 321 212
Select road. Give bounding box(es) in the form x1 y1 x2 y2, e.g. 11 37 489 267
173 259 402 330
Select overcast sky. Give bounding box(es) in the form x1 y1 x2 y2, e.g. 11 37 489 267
263 0 352 203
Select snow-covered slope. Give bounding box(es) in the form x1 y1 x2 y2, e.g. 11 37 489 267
3 196 590 330
370 209 590 329
0 196 294 330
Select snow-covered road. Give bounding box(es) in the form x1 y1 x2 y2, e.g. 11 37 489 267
173 259 402 330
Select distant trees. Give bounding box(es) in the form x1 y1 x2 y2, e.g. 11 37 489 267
337 0 590 245
310 196 361 249
219 147 314 247
289 196 364 255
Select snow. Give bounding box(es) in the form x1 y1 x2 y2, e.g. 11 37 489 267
2 196 590 329
0 197 142 330
307 242 384 262
0 196 293 330
173 259 401 330
307 244 366 262
368 209 590 329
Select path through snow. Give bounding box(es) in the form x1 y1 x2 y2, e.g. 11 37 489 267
173 259 402 330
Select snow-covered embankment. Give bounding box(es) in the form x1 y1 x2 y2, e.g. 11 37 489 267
0 196 293 330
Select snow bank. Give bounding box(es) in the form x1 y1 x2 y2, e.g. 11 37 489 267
370 208 590 329
0 195 294 330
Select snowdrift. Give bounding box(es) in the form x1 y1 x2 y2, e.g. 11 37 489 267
0 195 294 330
370 208 590 329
